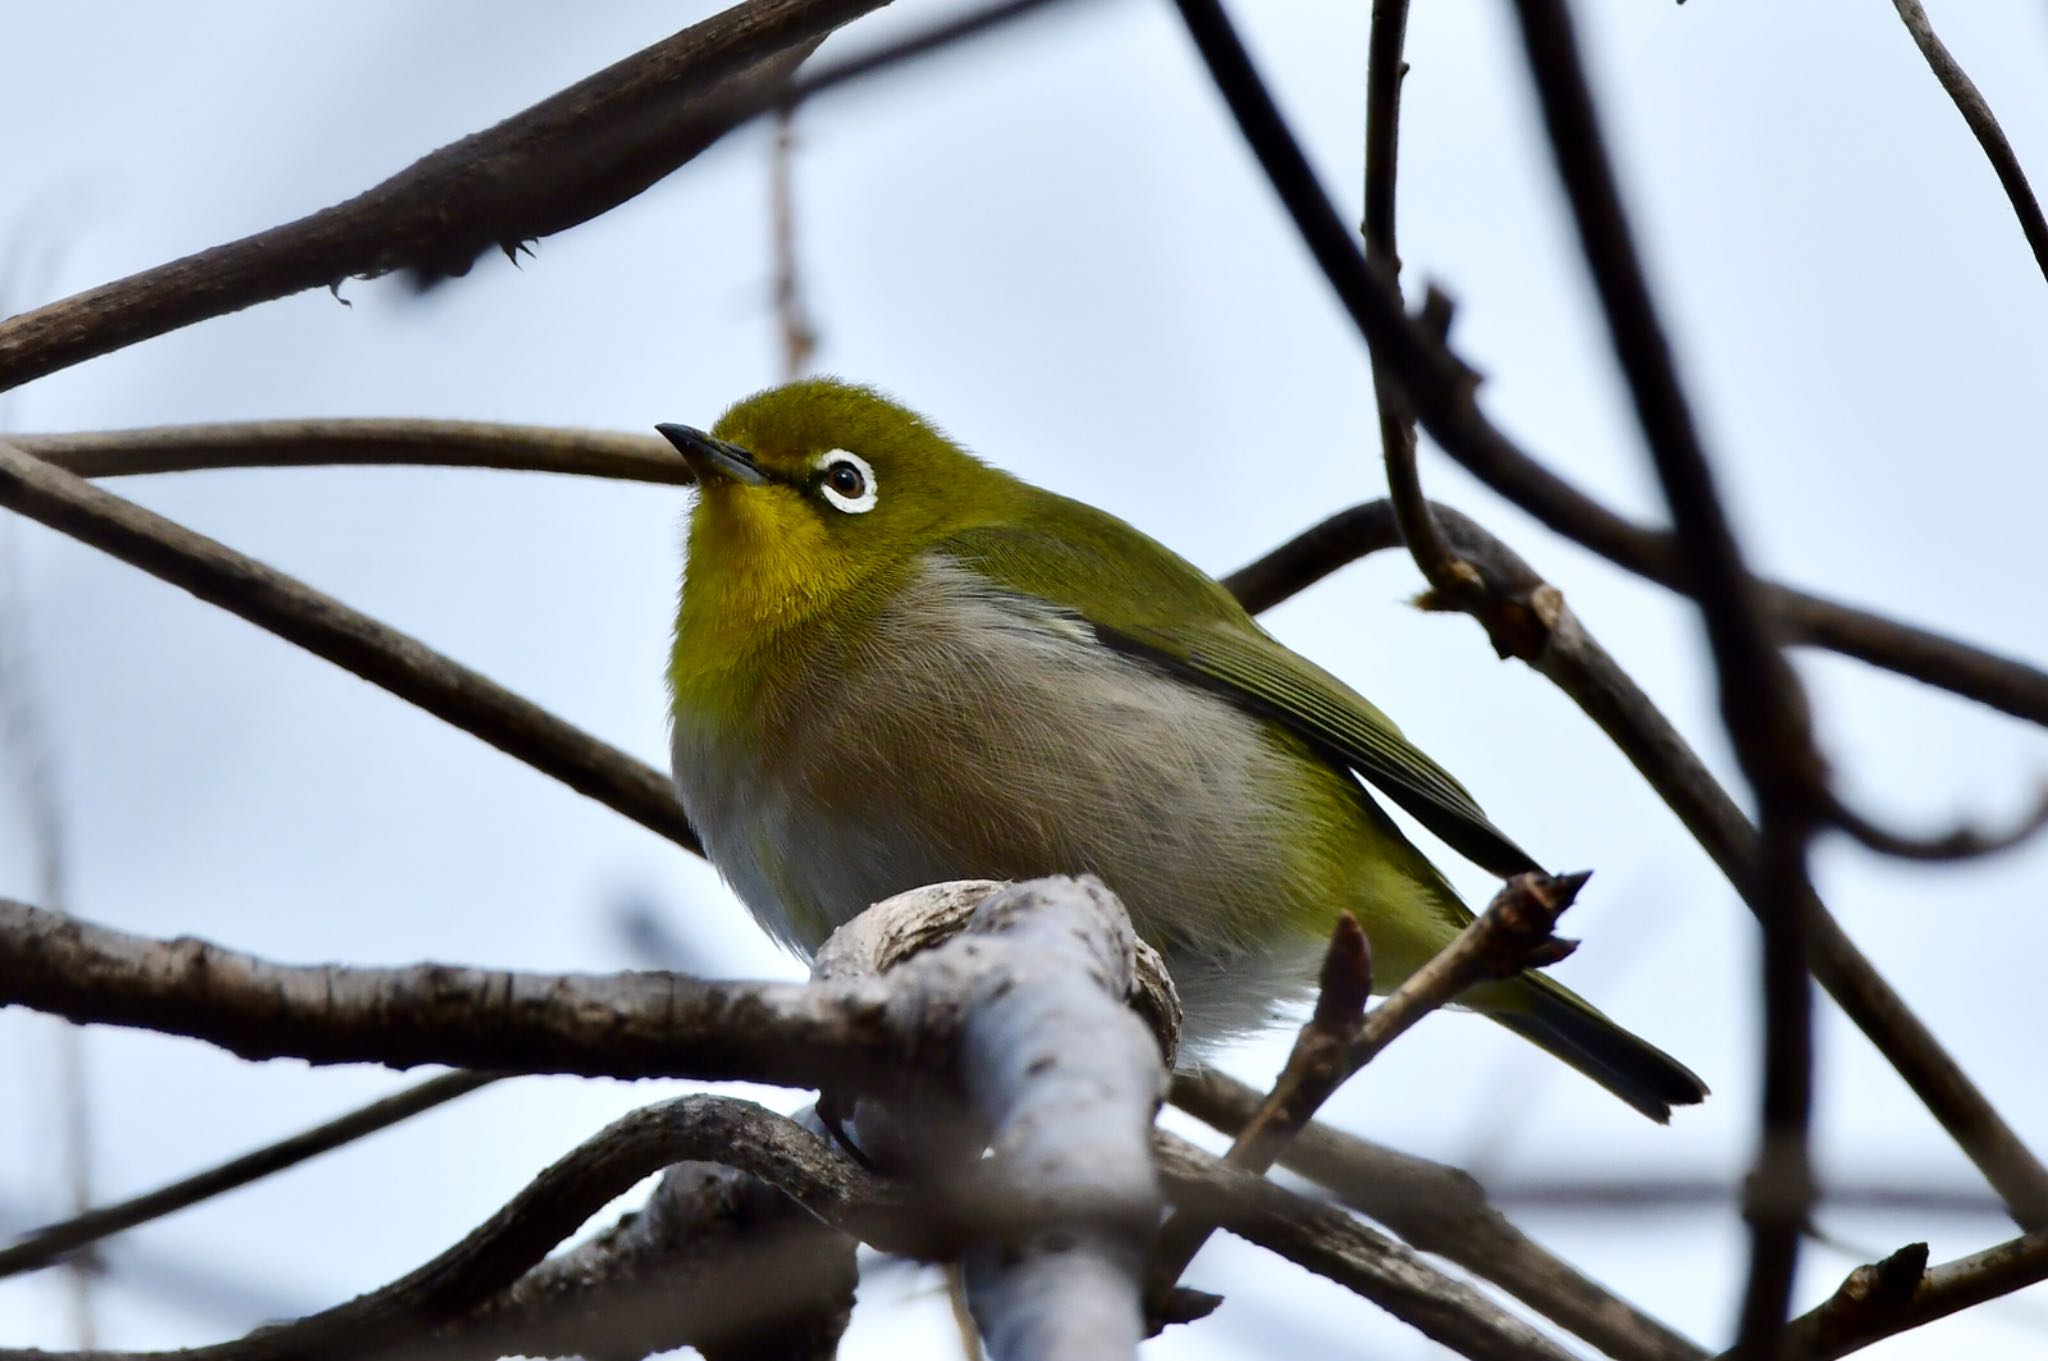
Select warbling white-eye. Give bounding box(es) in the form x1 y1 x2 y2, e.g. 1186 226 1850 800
660 378 1706 1121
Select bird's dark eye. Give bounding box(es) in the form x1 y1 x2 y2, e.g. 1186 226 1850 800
815 449 878 513
827 461 865 497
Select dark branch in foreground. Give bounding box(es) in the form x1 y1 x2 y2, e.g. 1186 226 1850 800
0 440 700 853
1888 0 2048 286
1167 0 2048 1242
1503 0 1820 1352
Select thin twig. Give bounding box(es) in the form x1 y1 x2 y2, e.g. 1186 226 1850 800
25 418 2048 730
0 518 96 1344
1171 1069 1705 1361
0 439 699 853
0 1072 502 1280
1889 0 2048 285
14 421 688 484
1361 0 1470 595
771 106 819 379
1148 874 1584 1313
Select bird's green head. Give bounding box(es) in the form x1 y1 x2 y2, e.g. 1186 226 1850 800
660 378 1015 644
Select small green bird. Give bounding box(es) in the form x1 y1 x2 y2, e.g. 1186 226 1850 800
660 378 1706 1121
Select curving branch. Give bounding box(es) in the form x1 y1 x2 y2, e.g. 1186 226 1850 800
0 439 700 853
0 1097 893 1361
1888 0 2048 286
421 1110 862 1361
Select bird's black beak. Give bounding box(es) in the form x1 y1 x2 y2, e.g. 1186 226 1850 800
655 423 769 486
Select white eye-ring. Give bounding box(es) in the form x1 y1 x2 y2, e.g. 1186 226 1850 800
816 449 878 514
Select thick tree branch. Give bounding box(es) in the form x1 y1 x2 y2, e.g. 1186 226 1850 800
0 895 891 1085
0 440 700 853
817 879 1170 1361
1888 0 2048 286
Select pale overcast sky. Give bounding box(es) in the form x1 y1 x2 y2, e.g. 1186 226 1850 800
3 2 2046 1357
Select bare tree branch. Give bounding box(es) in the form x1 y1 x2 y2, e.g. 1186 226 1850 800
1247 493 2048 1229
421 1126 860 1361
1763 1228 2048 1360
1174 1067 1704 1361
0 1097 896 1361
1165 0 2048 1258
1152 1134 1588 1361
1824 786 2048 863
771 107 820 380
0 1072 502 1281
0 0 880 393
1150 874 1586 1304
0 439 699 853
0 0 1088 399
1888 0 2048 286
1502 1 1823 1351
14 421 689 484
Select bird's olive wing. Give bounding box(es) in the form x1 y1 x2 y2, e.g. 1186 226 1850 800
1095 619 1543 879
935 519 1542 879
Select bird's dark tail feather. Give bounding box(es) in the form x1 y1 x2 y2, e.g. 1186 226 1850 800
1487 977 1709 1123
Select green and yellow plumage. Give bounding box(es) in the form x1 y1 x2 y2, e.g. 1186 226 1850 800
664 378 1706 1121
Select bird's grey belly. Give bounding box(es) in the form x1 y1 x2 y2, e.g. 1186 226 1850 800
671 559 1342 1043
